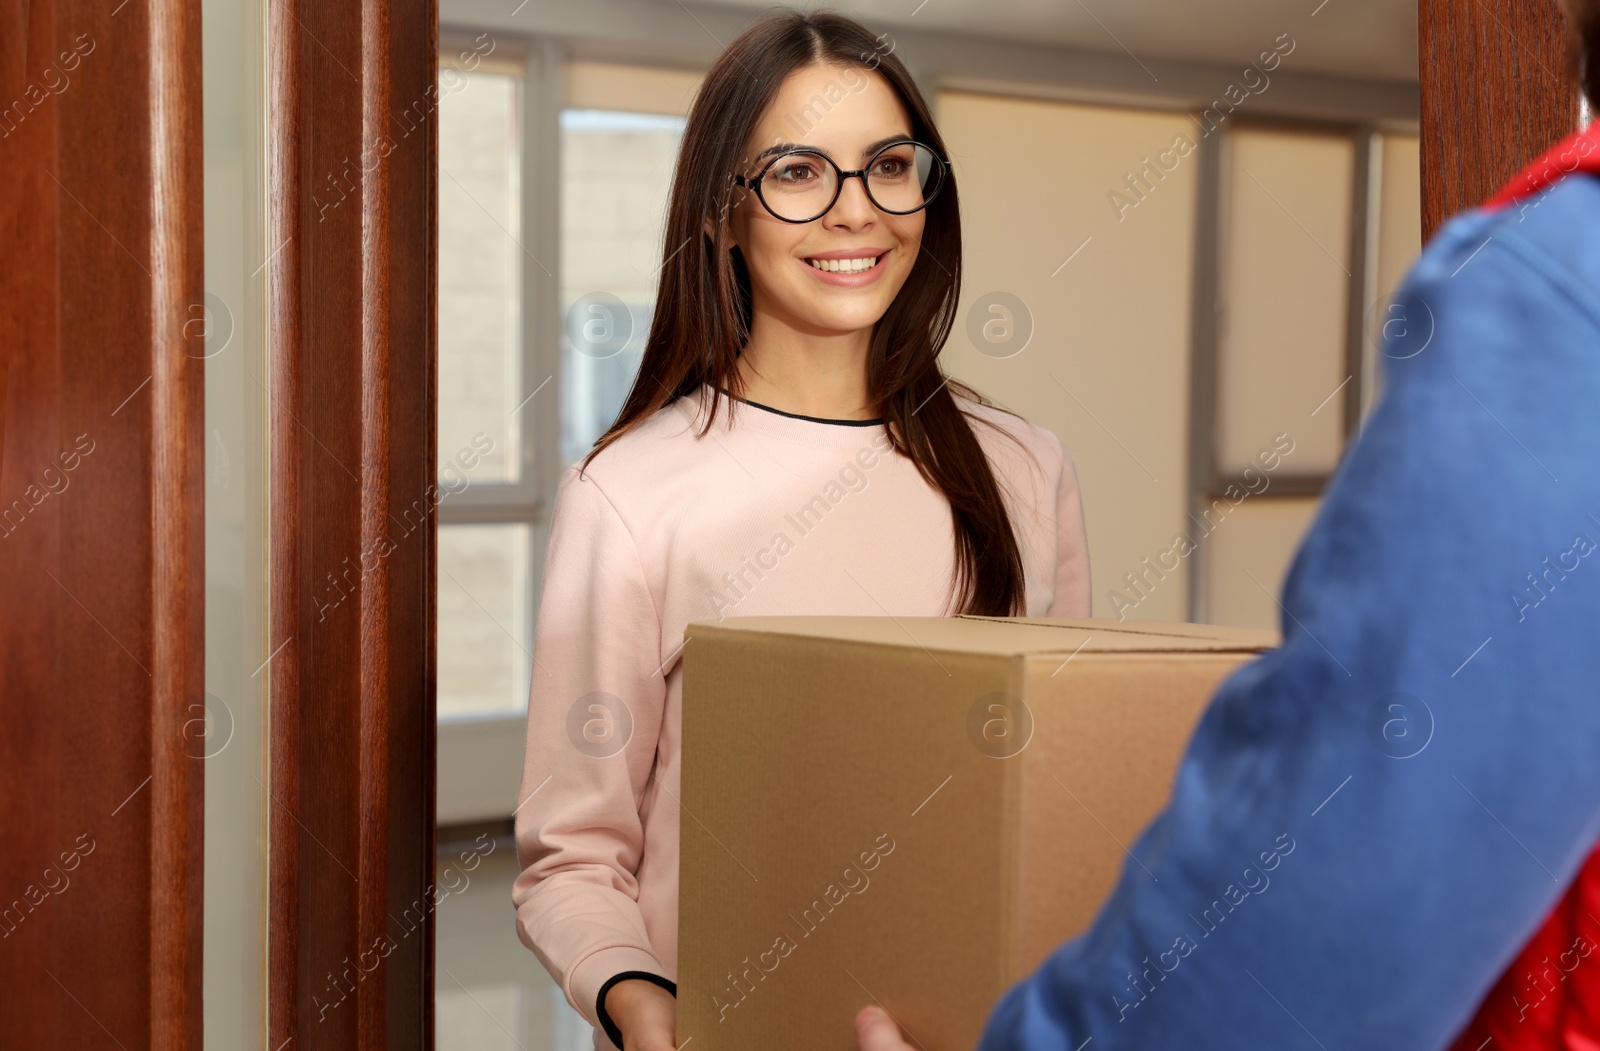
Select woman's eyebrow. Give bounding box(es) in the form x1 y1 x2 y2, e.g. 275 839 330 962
751 133 913 165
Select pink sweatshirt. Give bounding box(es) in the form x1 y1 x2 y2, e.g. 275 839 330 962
510 381 1092 1048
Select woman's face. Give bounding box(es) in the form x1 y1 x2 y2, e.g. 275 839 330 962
726 62 928 339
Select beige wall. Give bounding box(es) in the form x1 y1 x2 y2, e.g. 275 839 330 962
1204 497 1320 629
939 92 1200 622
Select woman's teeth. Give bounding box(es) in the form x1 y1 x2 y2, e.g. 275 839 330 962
807 256 879 273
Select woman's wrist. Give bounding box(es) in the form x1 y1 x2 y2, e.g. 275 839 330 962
597 971 677 1048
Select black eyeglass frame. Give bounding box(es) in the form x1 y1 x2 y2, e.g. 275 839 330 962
730 139 949 224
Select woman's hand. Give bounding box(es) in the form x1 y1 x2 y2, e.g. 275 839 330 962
855 1005 916 1051
604 978 678 1051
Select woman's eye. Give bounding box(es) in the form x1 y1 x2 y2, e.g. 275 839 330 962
873 157 910 178
774 162 818 184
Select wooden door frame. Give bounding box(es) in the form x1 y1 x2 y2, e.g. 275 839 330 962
264 0 438 1047
1419 0 1579 241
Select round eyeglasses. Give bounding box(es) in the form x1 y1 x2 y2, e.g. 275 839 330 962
732 140 948 224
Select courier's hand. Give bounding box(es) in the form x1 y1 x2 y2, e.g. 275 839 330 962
855 1005 916 1051
605 979 677 1051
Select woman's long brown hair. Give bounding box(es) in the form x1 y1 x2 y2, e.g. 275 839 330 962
578 9 1037 617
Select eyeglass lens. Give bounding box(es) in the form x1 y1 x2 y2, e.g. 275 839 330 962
760 142 942 222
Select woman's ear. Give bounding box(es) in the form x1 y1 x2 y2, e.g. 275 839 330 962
706 212 741 252
706 184 746 250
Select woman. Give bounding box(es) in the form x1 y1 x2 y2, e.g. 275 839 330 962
510 11 1092 1049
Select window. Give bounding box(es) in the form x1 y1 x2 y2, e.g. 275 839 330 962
435 51 700 822
560 108 687 465
438 524 531 716
438 57 534 722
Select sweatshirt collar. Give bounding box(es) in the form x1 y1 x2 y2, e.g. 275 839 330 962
684 383 887 448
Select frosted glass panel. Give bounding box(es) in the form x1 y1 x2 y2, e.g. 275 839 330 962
1204 497 1319 629
439 69 523 484
202 0 268 1041
1216 128 1353 476
439 523 531 718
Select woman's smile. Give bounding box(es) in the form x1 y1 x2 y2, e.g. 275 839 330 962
801 247 892 286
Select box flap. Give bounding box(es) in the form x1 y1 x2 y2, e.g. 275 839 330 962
685 615 1278 656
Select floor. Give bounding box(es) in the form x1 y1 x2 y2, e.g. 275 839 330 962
435 834 595 1051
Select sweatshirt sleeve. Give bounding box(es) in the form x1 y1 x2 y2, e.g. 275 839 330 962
1044 429 1092 617
511 464 672 1032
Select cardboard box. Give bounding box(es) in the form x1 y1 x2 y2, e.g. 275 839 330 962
678 615 1277 1050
